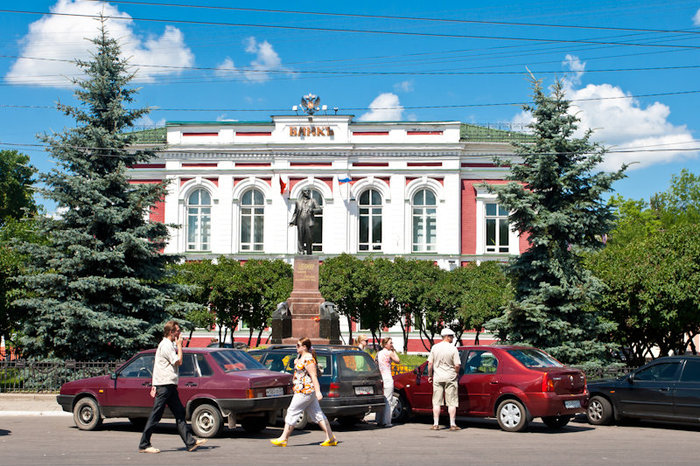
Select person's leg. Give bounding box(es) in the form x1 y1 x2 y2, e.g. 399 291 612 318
277 393 308 442
139 386 168 450
431 382 444 427
446 380 459 428
382 377 393 426
164 385 196 448
307 397 335 443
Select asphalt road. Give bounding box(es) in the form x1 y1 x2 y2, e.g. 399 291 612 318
2 415 699 465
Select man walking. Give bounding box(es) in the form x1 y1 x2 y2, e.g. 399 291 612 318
427 328 461 431
139 321 207 453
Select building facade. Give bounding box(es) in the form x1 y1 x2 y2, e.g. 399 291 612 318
129 102 532 350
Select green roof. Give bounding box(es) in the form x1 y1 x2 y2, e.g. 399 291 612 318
460 123 534 143
129 127 166 144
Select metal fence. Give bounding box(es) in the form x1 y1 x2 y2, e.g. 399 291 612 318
0 360 123 393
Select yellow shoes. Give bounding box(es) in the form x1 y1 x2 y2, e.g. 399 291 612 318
320 438 338 447
270 438 287 447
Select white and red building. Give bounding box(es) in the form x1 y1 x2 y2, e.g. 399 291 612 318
129 101 533 351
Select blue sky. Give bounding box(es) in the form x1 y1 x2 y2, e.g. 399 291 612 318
2 0 699 212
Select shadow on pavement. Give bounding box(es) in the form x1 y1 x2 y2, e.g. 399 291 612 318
405 414 594 433
0 429 10 436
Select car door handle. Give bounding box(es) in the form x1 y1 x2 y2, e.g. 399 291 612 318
142 382 152 387
658 387 670 392
489 381 499 385
185 382 198 387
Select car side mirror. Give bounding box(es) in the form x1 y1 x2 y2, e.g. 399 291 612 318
110 372 117 380
626 374 634 384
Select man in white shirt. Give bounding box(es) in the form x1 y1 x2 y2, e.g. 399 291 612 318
427 328 462 431
139 321 206 453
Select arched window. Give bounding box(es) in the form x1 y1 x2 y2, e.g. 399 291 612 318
187 189 211 251
359 188 382 251
310 189 323 252
240 188 264 251
412 189 436 252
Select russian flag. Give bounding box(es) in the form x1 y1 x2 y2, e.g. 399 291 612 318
338 175 352 184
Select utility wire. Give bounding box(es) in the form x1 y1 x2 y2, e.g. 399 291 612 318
2 8 700 50
92 0 700 37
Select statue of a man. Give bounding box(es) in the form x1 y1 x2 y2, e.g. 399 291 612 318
289 188 322 255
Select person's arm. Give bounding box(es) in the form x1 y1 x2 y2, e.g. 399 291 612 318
307 358 323 401
427 350 434 382
390 350 400 364
174 335 184 367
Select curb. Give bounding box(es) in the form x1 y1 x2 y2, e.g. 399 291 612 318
0 411 71 417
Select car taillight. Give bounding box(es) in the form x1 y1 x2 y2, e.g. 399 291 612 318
328 382 340 398
246 389 255 398
246 388 264 398
541 373 555 392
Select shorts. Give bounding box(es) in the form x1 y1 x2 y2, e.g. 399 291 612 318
284 392 327 426
432 380 458 408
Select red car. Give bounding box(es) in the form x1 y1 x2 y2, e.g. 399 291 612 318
392 345 588 432
57 348 292 438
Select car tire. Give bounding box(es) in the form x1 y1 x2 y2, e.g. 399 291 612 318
191 404 223 438
128 417 148 430
541 415 572 429
391 391 410 423
73 397 103 431
496 399 529 432
587 395 614 425
241 417 267 433
282 409 309 429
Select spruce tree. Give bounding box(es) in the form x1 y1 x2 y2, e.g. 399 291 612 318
16 21 177 360
488 79 626 367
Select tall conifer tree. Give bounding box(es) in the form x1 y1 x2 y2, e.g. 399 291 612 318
17 21 177 360
489 80 626 367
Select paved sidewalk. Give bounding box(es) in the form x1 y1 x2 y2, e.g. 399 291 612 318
0 393 69 416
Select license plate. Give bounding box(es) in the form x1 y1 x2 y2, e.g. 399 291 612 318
564 400 581 409
354 386 374 395
266 387 284 397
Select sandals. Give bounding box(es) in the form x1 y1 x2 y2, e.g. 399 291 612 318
430 425 440 430
320 437 338 446
270 438 288 447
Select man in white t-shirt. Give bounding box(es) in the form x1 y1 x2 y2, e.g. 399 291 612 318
138 321 206 454
427 328 461 431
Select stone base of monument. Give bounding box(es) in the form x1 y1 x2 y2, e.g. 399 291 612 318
270 256 341 345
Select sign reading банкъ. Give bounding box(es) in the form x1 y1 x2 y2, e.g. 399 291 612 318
289 126 335 137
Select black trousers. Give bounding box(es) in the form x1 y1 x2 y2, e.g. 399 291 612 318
139 384 195 450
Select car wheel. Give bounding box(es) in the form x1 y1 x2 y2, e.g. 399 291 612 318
542 415 572 429
241 417 267 433
391 391 410 423
73 397 103 431
128 417 148 430
191 404 223 438
282 409 309 429
587 395 614 425
496 399 529 432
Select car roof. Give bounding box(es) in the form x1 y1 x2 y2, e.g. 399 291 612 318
250 344 361 352
138 347 245 354
457 345 538 351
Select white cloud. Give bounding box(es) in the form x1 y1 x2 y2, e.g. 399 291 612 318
510 55 698 171
358 93 404 121
562 54 586 86
393 80 414 93
215 57 238 78
694 8 700 25
135 115 165 128
5 0 194 88
241 37 290 83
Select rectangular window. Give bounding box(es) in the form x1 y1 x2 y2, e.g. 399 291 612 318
485 203 509 253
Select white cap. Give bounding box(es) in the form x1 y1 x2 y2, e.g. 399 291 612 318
440 328 455 337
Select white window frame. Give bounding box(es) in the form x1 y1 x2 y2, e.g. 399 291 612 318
358 188 383 252
240 188 265 252
411 188 438 253
186 188 212 251
474 186 519 255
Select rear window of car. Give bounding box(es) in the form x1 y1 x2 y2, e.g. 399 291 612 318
337 352 379 376
507 349 563 368
210 350 266 372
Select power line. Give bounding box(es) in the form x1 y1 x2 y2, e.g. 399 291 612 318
3 8 700 50
3 89 700 113
93 0 700 37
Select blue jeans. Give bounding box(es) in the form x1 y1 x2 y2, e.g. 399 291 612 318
139 384 195 450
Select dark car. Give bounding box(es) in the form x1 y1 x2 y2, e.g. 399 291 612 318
587 355 700 426
207 342 249 350
57 348 292 438
249 345 385 427
392 345 588 432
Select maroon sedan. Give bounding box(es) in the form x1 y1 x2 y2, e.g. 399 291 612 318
57 348 292 438
392 345 588 432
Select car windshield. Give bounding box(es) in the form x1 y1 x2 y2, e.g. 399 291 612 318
210 350 266 372
338 352 379 376
507 349 563 368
